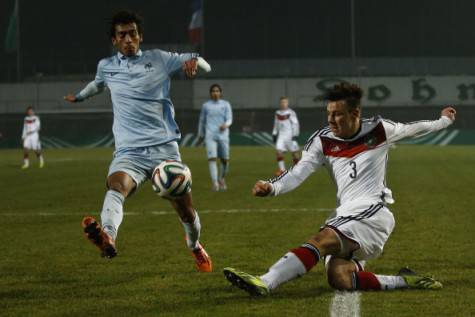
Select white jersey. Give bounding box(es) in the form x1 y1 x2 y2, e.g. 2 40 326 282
22 115 41 139
269 116 453 212
272 109 299 138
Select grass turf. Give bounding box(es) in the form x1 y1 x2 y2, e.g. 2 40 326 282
0 145 474 316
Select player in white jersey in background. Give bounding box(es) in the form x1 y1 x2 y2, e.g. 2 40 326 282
198 84 233 191
64 11 212 272
272 97 300 175
21 106 44 169
224 83 456 295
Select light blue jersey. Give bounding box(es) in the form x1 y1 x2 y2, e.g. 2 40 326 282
92 49 197 149
198 99 233 140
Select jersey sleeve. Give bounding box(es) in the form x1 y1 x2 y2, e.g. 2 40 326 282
157 50 199 75
269 137 325 196
383 116 453 144
94 59 106 87
35 116 41 133
272 112 278 135
198 104 206 137
224 102 233 127
21 119 26 139
75 60 106 101
290 110 300 137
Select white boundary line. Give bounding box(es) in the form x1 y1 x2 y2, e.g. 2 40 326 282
330 291 361 317
0 207 333 217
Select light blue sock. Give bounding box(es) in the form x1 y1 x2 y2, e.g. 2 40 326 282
100 190 125 240
182 211 201 250
208 161 218 183
220 161 229 180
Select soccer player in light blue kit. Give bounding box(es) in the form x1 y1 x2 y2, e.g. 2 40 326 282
64 11 212 272
198 84 233 191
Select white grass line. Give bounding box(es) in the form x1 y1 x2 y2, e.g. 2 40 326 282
0 207 332 217
330 291 361 317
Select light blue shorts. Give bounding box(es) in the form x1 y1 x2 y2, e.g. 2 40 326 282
108 141 181 188
205 137 230 159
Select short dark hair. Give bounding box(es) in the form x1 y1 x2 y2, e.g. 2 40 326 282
26 106 33 111
279 96 288 100
325 82 363 110
109 11 144 38
209 84 222 93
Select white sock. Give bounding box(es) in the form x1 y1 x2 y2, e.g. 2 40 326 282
375 275 407 290
39 155 44 164
277 160 285 171
260 252 306 290
100 190 125 240
23 158 29 166
182 211 201 250
219 161 229 179
208 161 218 183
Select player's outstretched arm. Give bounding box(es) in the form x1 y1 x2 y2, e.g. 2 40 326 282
64 81 105 103
384 106 456 143
252 150 323 197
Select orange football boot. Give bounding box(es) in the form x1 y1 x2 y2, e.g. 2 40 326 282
191 242 212 272
81 216 117 259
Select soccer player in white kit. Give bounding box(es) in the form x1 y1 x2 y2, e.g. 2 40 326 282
21 106 45 169
64 11 212 272
224 83 455 295
272 97 300 175
198 84 233 191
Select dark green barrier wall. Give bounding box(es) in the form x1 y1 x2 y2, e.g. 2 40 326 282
1 109 474 149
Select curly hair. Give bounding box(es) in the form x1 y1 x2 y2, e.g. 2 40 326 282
109 11 144 38
325 82 363 110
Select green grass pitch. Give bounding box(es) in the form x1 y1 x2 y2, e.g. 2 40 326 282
1 146 474 316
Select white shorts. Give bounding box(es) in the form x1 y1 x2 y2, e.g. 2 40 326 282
322 200 395 261
276 136 299 152
23 135 41 151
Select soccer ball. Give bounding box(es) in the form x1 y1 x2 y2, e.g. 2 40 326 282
152 160 192 199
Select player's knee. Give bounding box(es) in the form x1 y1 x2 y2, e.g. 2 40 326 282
208 158 217 162
107 181 128 197
327 267 354 290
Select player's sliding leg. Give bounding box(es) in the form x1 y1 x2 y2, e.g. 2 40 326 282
35 150 44 168
224 228 342 296
218 158 229 191
207 158 219 191
22 148 29 169
327 258 442 291
170 192 212 272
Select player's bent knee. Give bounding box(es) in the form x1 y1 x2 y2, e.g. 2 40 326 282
108 181 129 197
327 267 354 290
107 173 135 197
